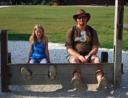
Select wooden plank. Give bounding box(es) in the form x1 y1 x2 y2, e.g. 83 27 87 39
113 0 124 88
0 30 9 92
9 74 113 85
8 63 114 75
8 63 114 85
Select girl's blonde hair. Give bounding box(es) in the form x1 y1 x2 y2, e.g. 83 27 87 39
29 24 46 44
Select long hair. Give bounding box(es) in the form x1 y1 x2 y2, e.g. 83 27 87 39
29 24 46 44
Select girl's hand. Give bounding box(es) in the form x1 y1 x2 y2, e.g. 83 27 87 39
26 61 29 64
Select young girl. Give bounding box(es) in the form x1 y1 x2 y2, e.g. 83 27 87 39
21 24 56 81
26 24 50 64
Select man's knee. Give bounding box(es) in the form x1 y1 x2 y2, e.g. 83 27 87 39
91 56 100 63
70 58 77 63
69 56 80 63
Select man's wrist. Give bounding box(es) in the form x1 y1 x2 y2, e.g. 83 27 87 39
85 55 91 61
85 55 89 60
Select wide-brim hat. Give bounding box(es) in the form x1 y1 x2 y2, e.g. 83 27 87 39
73 9 90 22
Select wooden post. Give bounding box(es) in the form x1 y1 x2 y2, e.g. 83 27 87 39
0 30 9 92
113 0 124 88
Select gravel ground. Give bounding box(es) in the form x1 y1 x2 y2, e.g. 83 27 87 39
7 41 128 65
0 41 128 98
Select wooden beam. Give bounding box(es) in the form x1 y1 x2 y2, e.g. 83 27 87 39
0 30 9 92
8 63 114 85
113 0 124 88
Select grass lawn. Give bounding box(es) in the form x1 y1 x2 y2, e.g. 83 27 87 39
0 5 128 50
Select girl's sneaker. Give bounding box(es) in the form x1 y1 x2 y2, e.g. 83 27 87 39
48 65 56 80
21 67 32 80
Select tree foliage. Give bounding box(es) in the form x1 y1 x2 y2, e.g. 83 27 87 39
7 0 60 5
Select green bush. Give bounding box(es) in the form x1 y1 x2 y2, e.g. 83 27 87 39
42 0 50 5
51 0 58 2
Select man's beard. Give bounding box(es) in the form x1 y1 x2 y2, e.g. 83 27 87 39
79 23 85 26
79 21 86 26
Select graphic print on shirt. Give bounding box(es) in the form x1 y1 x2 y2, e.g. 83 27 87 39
75 30 91 43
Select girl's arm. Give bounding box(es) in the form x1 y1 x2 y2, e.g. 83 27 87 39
45 37 51 63
26 41 33 63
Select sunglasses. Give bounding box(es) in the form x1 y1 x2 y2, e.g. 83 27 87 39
77 16 87 19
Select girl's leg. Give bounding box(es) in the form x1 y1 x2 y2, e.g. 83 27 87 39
40 58 48 64
29 59 38 64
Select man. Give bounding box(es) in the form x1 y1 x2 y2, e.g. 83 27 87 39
65 9 107 90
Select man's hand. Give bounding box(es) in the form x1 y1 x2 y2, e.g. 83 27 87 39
78 55 88 63
85 55 91 62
